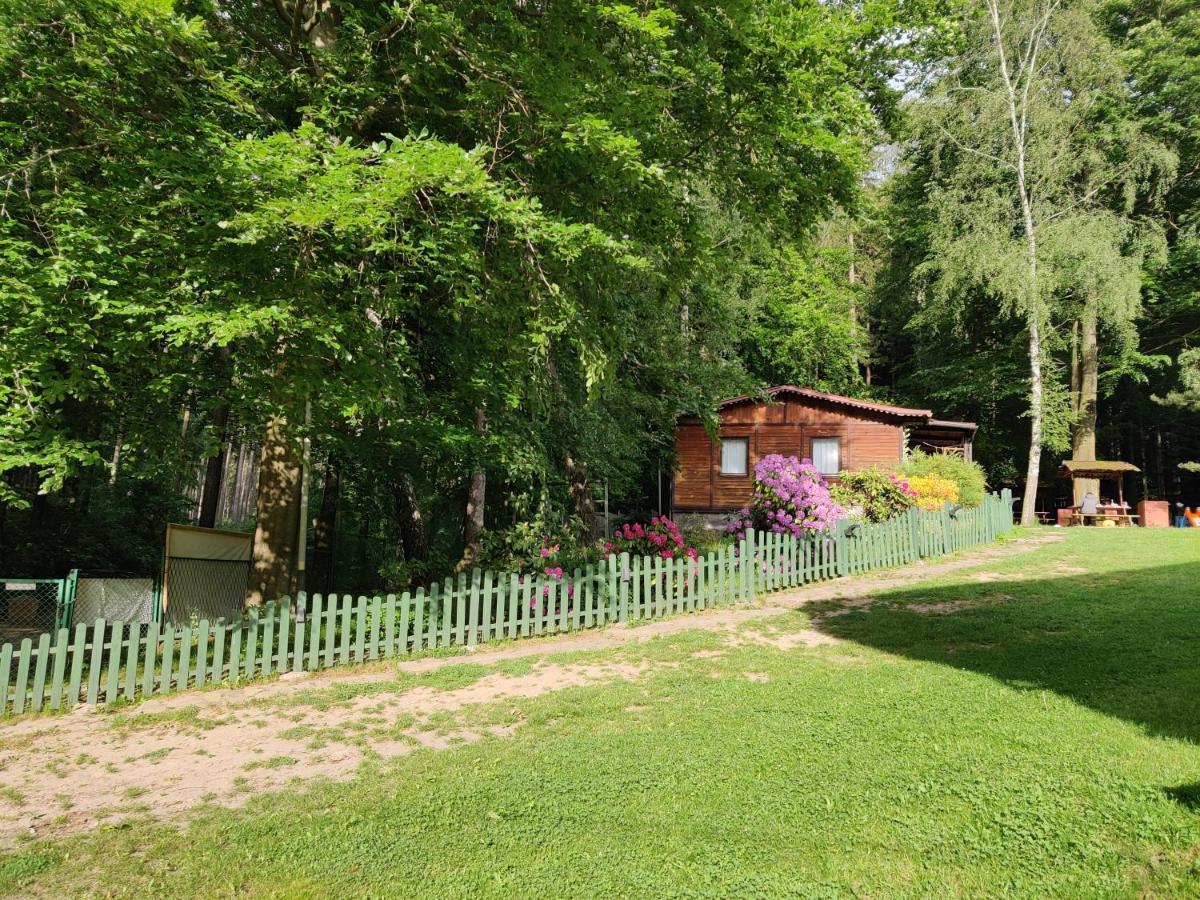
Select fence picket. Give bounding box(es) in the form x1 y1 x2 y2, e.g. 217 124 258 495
178 625 193 692
160 622 176 694
13 639 32 714
66 623 87 709
507 576 519 640
122 626 139 702
102 622 122 706
643 553 654 618
195 620 210 689
353 596 367 663
244 609 258 681
439 581 453 648
619 554 628 620
468 570 481 648
385 594 397 657
492 575 505 642
49 627 69 710
29 633 51 712
369 595 382 659
262 604 276 676
338 595 351 665
211 620 226 684
391 594 404 656
413 588 427 652
225 622 239 685
0 643 11 714
307 595 322 670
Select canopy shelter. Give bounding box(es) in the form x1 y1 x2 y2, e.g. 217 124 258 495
1057 459 1140 506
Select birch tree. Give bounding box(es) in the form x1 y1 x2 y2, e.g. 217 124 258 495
911 0 1171 523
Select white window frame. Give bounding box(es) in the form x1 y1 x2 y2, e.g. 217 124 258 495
719 437 749 476
811 437 841 475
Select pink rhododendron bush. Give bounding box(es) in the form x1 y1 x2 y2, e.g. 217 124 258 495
520 537 576 612
604 516 699 561
726 454 844 541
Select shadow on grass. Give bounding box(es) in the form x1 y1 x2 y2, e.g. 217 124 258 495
815 560 1200 745
1165 784 1200 811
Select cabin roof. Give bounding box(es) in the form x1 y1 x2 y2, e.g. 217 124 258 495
921 418 978 432
1058 459 1140 478
717 385 932 421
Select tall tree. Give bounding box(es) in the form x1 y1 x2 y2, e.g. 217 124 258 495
907 0 1171 523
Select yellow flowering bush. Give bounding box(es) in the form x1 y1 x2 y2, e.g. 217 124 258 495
907 474 959 510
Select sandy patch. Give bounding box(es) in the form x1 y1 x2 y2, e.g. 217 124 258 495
0 660 658 847
972 571 1005 582
735 628 842 649
906 599 987 615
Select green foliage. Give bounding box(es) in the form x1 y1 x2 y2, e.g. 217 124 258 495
1 0 926 583
0 479 191 576
866 0 1194 503
829 466 915 523
736 243 864 392
901 450 987 508
477 517 596 576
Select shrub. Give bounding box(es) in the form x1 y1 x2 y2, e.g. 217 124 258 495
478 518 596 575
830 467 915 523
725 454 843 540
900 451 986 508
907 474 959 510
604 516 699 561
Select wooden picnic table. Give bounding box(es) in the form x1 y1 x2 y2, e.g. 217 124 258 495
1069 503 1138 526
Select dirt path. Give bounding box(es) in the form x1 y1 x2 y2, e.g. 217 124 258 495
0 532 1058 846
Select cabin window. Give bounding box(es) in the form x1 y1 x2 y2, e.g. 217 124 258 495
720 438 749 475
811 437 840 475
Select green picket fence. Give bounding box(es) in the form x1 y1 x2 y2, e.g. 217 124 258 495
0 491 1013 717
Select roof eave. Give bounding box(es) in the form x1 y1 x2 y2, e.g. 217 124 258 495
716 385 932 421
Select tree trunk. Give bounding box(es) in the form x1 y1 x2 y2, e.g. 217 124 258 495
1070 309 1099 504
311 460 340 593
108 428 123 486
456 408 487 572
565 453 598 539
1022 316 1045 525
988 0 1046 527
198 403 230 529
396 472 429 565
246 414 303 607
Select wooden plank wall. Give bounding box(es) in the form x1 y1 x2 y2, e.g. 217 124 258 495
674 397 906 512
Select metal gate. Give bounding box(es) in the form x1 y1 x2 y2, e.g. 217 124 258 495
0 571 77 647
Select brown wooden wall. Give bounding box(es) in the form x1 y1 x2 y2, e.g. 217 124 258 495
672 397 906 512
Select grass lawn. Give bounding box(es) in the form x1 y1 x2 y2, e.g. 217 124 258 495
2 528 1199 897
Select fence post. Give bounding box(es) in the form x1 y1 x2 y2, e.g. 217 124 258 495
746 529 757 602
835 520 849 577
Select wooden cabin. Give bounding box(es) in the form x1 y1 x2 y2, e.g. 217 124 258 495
672 386 976 515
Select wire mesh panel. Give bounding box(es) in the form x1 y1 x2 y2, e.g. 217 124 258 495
0 580 62 647
75 578 155 625
162 558 249 625
161 524 252 626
